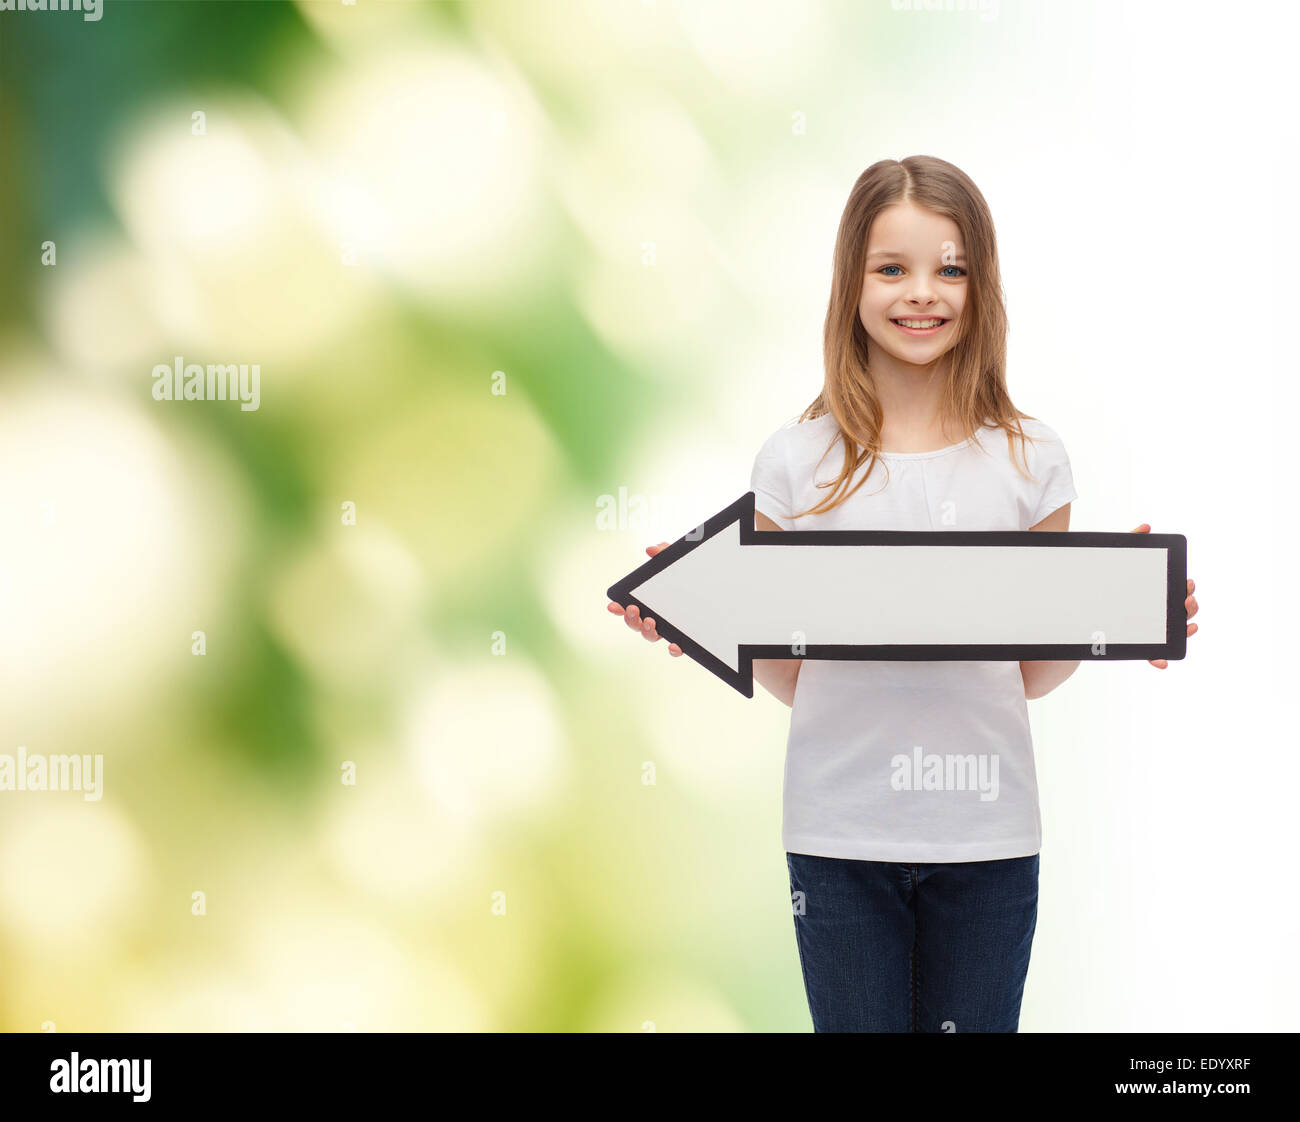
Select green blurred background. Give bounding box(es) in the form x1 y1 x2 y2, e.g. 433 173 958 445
1 0 1291 1033
1 0 861 1032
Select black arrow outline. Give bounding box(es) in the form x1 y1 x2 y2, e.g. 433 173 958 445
606 491 1188 698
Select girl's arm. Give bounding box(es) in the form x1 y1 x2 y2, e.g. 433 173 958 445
1020 502 1081 700
753 509 804 707
754 658 802 707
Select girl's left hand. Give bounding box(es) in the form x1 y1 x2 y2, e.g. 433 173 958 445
1132 522 1198 668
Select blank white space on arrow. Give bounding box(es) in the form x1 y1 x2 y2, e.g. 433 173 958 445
629 518 1168 675
607 492 1185 695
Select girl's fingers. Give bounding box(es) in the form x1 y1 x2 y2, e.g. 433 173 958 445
627 604 656 639
1131 533 1194 662
611 599 680 655
621 604 663 643
639 616 681 651
1187 622 1198 637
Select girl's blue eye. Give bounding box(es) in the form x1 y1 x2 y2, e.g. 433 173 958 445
876 264 966 278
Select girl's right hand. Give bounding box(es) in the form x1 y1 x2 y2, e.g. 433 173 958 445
606 542 684 657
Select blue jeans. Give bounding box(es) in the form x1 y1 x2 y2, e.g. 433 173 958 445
786 851 1040 1032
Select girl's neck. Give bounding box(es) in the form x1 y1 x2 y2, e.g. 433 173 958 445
869 349 965 452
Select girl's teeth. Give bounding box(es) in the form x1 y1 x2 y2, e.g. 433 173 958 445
895 318 943 328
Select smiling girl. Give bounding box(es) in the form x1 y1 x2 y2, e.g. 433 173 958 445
608 155 1197 1032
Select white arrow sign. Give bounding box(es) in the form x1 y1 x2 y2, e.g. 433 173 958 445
606 492 1187 697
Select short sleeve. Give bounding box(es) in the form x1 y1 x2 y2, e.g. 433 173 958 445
750 428 796 530
1028 422 1078 525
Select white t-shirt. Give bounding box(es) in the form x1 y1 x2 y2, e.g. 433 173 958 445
750 412 1078 863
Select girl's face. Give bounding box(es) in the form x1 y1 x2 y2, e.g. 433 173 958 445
858 201 968 368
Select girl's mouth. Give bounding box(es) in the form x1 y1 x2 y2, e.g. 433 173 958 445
890 317 949 336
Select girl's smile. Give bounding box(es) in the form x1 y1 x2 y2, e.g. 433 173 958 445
890 316 951 336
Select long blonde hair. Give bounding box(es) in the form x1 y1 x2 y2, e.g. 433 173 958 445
793 155 1042 520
